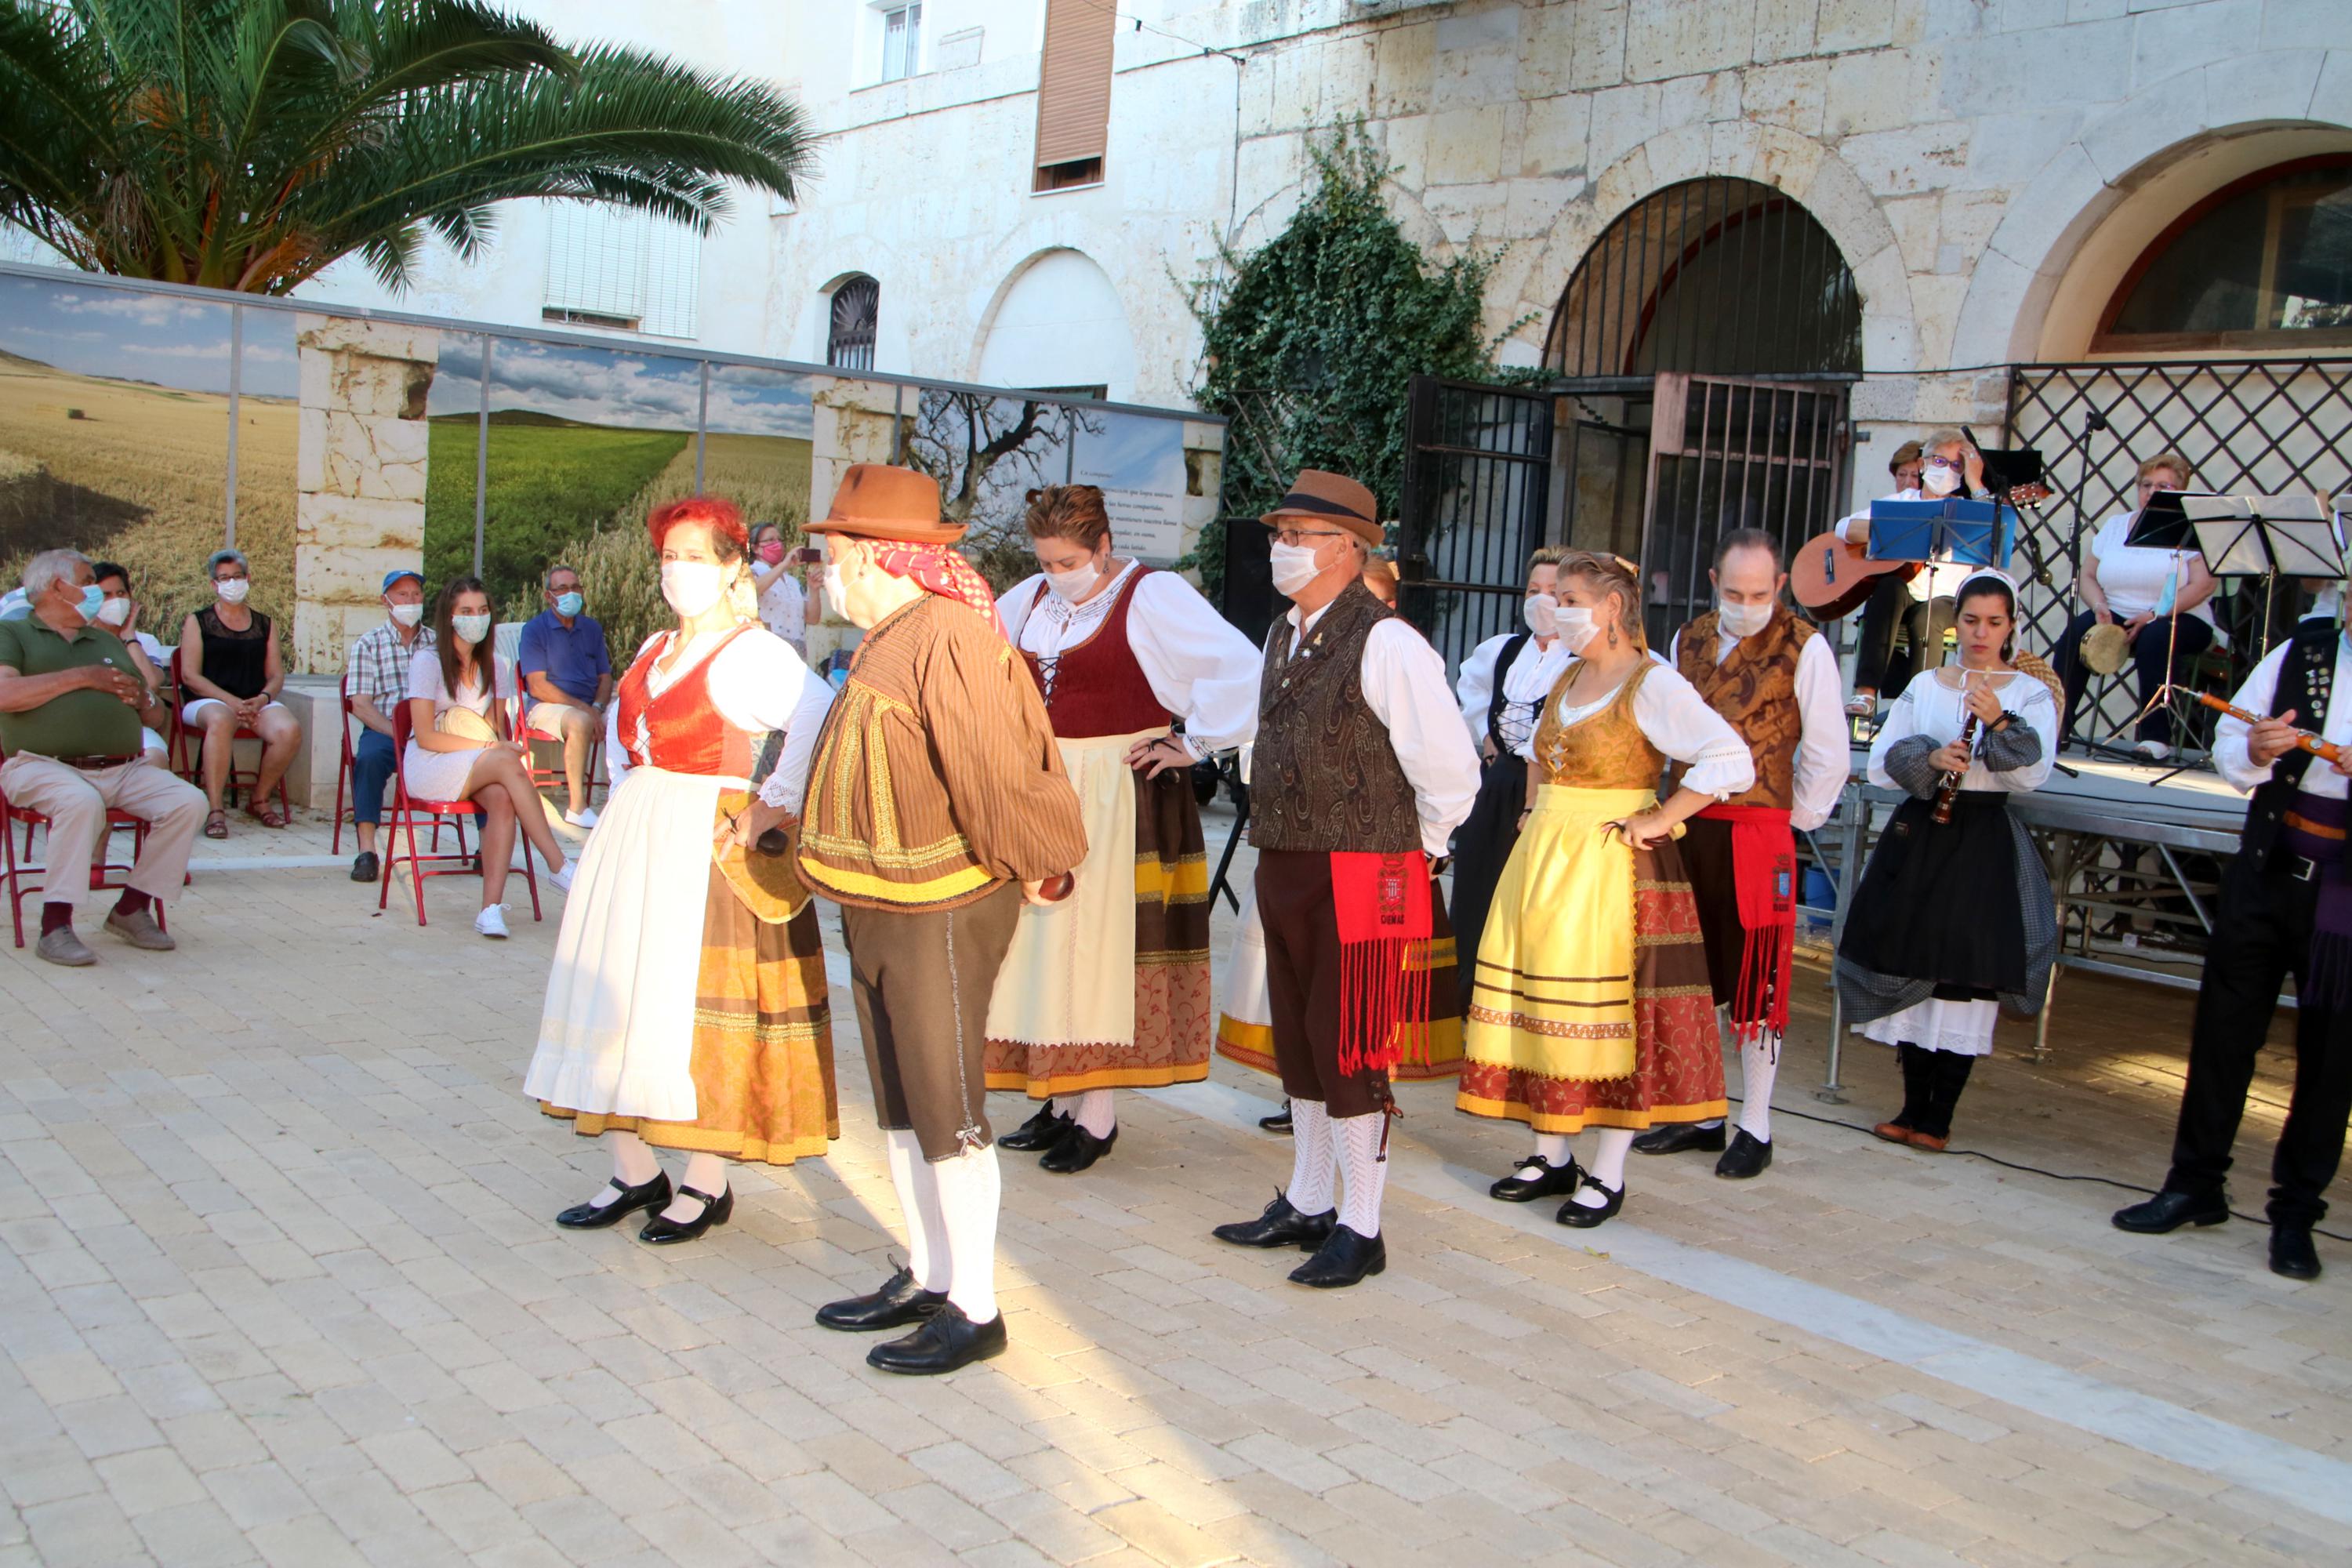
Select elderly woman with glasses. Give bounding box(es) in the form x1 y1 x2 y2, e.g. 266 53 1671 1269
178 549 301 837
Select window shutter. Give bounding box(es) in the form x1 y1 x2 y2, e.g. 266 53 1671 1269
1034 0 1116 172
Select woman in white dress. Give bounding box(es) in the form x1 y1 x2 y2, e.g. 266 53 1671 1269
399 577 572 938
1835 570 2060 1150
750 521 817 659
525 497 837 1245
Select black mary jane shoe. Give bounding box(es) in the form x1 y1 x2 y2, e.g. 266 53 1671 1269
816 1263 948 1332
1259 1101 1294 1134
866 1302 1008 1375
1289 1225 1385 1288
2111 1189 2230 1234
556 1171 673 1229
1489 1154 1581 1203
1038 1122 1116 1174
1555 1172 1625 1229
1211 1190 1335 1250
996 1102 1072 1152
1715 1129 1773 1180
1632 1121 1726 1156
638 1183 733 1245
2270 1226 2322 1281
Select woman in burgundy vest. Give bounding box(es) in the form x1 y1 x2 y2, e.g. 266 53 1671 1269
983 485 1260 1173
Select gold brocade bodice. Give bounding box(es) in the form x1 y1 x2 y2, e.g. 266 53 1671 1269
1534 660 1666 789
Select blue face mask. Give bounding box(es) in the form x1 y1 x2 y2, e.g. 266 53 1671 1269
76 584 106 624
554 591 584 618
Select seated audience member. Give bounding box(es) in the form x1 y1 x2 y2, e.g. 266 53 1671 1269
0 550 207 967
405 578 573 938
750 521 818 658
89 563 172 767
517 564 612 828
343 569 435 883
179 550 301 836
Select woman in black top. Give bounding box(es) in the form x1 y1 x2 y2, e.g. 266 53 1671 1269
179 549 303 836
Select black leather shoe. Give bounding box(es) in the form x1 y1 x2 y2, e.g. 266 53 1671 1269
1038 1123 1116 1174
816 1265 948 1332
350 851 379 884
2270 1226 2322 1281
1632 1121 1726 1156
866 1302 1007 1374
1288 1225 1385 1288
1259 1101 1294 1134
638 1183 732 1245
1211 1190 1335 1250
1489 1154 1581 1202
2111 1190 2230 1234
1556 1173 1625 1229
996 1102 1071 1152
1715 1129 1773 1180
556 1171 672 1229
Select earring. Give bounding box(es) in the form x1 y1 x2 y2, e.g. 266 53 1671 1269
1607 625 1620 648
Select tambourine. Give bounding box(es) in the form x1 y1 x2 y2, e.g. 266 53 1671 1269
2080 621 2131 677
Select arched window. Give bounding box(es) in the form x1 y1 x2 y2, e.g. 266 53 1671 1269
827 275 879 371
2100 158 2352 348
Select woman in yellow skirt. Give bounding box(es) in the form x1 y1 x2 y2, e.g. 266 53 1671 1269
1461 551 1752 1229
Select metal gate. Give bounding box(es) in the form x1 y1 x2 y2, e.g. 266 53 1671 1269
1396 374 1556 672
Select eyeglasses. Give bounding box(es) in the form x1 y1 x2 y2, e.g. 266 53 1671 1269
1923 456 1963 471
1272 528 1349 546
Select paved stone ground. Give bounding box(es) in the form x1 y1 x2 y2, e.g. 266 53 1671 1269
2 807 2348 1567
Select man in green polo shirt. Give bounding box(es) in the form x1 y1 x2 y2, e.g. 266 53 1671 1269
0 550 207 967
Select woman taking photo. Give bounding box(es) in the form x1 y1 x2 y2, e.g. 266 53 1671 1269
1461 551 1750 1229
179 549 301 837
526 497 837 1245
400 578 573 938
749 521 819 660
1836 569 2059 1149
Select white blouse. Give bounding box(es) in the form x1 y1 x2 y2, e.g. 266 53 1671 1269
756 571 808 650
2089 511 2225 646
1455 631 1571 753
1515 659 1756 800
996 561 1260 756
603 624 834 812
1867 666 2057 795
407 648 513 714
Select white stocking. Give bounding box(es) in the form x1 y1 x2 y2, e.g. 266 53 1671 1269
588 1131 660 1207
1335 1112 1388 1238
1284 1098 1337 1216
885 1130 949 1292
1573 1127 1635 1208
1516 1131 1573 1177
1737 1030 1780 1142
1067 1089 1116 1138
656 1152 728 1223
932 1144 1002 1324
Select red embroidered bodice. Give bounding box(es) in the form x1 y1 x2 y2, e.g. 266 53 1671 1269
614 626 757 776
1018 567 1174 740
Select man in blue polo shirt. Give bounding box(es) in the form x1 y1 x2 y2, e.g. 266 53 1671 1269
517 564 612 827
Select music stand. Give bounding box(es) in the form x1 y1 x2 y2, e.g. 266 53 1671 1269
2183 492 2345 653
1864 496 2017 568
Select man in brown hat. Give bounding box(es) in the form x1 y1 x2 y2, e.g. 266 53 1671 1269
798 463 1087 1374
1210 470 1479 1287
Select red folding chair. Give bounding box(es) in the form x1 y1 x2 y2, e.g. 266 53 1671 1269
378 701 543 927
331 671 358 854
168 649 291 818
516 695 605 811
0 744 163 949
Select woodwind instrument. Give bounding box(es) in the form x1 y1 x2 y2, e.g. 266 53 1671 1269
1931 709 1980 826
2190 691 2343 765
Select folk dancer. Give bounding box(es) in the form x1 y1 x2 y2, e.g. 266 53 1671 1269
2113 610 2352 1281
799 465 1087 1373
1634 529 1848 1178
1463 552 1750 1227
1835 570 2058 1151
1208 470 1479 1288
526 498 837 1243
987 484 1258 1172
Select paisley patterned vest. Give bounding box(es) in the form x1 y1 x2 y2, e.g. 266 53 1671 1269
1668 606 1817 810
1252 580 1421 855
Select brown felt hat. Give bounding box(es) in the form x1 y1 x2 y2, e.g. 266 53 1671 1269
805 463 966 546
1262 469 1381 546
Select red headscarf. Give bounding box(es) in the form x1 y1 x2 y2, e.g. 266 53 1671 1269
866 542 1007 641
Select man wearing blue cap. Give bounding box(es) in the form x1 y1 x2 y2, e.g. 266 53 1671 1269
343 568 437 882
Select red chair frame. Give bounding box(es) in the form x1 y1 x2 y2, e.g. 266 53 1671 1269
331 672 357 853
378 698 543 927
0 746 165 949
168 649 292 819
516 694 605 812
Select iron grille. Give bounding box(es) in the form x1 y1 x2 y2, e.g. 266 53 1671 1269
827 276 879 371
1396 375 1555 673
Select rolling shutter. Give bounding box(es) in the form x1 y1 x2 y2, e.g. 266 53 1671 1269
1033 0 1116 173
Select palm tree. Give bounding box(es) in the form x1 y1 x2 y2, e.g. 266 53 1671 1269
0 0 815 293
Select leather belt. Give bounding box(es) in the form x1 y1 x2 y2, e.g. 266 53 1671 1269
51 754 140 771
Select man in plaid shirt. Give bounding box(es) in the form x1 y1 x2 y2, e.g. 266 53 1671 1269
343 570 437 883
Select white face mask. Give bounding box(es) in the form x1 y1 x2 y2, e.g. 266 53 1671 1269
1922 462 1962 497
1523 593 1558 638
96 597 132 628
389 601 425 628
820 563 848 621
1717 597 1773 637
1044 560 1102 603
1269 540 1325 598
452 613 492 646
661 561 728 619
1554 605 1599 654
216 578 250 604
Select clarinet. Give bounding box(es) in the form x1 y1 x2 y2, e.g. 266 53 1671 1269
1931 709 1980 826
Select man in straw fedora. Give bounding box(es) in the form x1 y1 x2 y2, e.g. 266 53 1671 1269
1207 469 1479 1288
798 463 1087 1373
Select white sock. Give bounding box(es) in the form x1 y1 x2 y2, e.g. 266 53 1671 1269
1335 1112 1388 1238
657 1151 728 1222
884 1130 949 1292
1515 1131 1574 1178
590 1131 660 1207
1285 1098 1337 1216
1737 1030 1779 1142
1069 1089 1115 1138
1573 1127 1635 1208
932 1144 1002 1324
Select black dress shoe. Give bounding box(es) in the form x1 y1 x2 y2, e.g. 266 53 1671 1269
638 1183 732 1245
1715 1128 1773 1180
1289 1224 1385 1288
556 1171 673 1229
2270 1226 2322 1281
350 850 379 884
996 1102 1071 1152
1556 1173 1625 1229
1039 1122 1116 1174
1632 1121 1726 1156
1489 1154 1581 1202
2111 1189 2230 1234
1211 1190 1335 1250
816 1264 949 1332
866 1302 1007 1374
1259 1101 1294 1134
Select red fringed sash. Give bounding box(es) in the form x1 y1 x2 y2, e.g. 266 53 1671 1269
1330 851 1432 1074
1697 803 1795 1049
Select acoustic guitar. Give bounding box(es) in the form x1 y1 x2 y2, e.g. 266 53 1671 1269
1791 481 2053 619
